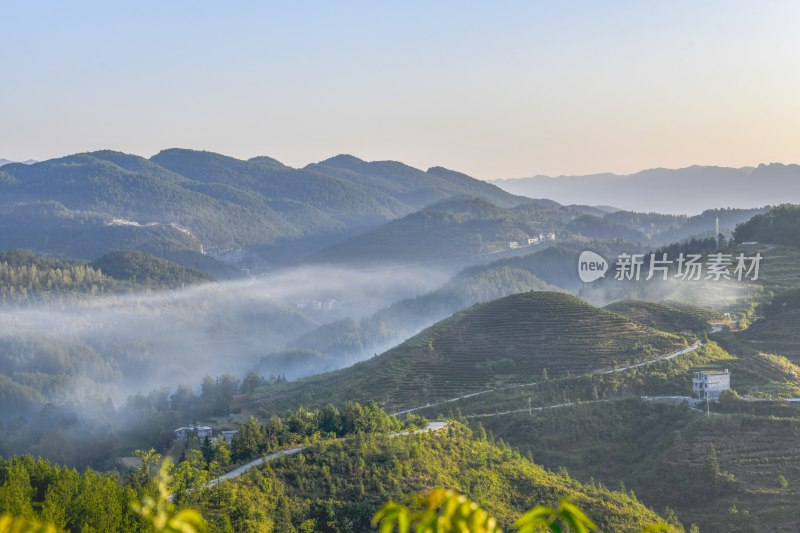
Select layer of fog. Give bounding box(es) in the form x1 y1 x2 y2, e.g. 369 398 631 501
0 264 451 405
579 275 757 311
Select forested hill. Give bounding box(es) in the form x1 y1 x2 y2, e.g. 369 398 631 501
0 149 528 269
254 291 686 412
733 203 800 248
0 249 213 303
306 196 580 266
0 420 667 532
91 250 213 287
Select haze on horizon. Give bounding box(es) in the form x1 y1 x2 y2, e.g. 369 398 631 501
2 1 799 179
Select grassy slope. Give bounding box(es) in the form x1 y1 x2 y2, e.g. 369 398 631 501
253 292 687 412
605 300 719 334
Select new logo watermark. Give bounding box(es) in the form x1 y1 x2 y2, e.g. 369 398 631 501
578 251 609 282
578 251 762 283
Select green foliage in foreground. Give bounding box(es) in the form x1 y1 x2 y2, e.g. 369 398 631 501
131 459 205 533
373 488 603 533
0 514 59 533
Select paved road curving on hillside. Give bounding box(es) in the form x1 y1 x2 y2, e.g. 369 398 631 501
197 421 448 492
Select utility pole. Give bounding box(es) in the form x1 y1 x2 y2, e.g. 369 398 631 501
528 397 532 416
706 395 710 418
716 216 720 251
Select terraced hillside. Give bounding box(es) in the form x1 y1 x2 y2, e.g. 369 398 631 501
745 310 800 358
746 244 800 293
476 399 800 533
605 300 719 334
744 288 800 359
255 292 687 412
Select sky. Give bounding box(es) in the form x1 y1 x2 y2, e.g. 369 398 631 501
1 1 799 179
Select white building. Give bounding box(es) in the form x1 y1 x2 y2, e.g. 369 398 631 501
508 241 520 249
174 425 213 440
692 370 730 400
546 232 556 241
527 237 540 245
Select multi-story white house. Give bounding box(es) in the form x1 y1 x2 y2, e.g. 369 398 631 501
692 370 730 400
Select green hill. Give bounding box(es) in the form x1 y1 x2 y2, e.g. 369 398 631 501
734 204 800 248
605 300 719 334
92 250 213 288
306 196 577 266
254 292 686 412
183 422 667 532
0 249 214 303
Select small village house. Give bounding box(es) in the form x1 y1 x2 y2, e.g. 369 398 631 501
692 370 730 400
174 425 213 440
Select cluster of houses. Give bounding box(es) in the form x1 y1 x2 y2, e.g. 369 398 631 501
508 232 556 249
174 425 238 443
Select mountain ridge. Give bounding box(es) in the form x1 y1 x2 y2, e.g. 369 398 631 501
0 148 527 270
491 163 800 214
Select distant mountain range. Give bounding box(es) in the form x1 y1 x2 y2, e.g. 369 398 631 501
491 164 800 214
0 150 776 274
0 149 527 269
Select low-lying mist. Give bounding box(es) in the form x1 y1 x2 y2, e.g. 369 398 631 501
0 263 451 411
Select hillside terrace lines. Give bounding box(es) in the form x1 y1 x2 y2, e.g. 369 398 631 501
253 293 691 414
394 342 702 416
384 295 686 407
664 416 800 491
746 308 800 358
462 398 616 419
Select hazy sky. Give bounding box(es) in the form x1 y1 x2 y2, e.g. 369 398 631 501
2 1 799 178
